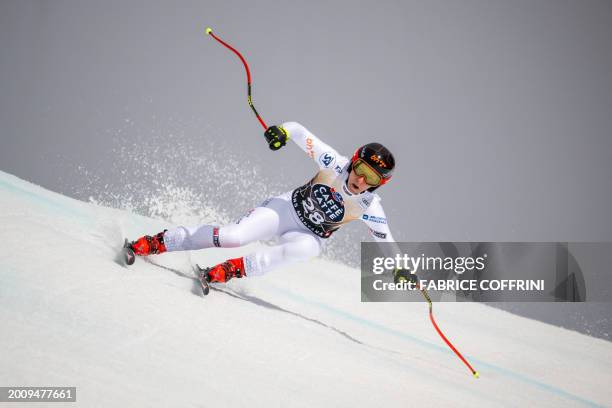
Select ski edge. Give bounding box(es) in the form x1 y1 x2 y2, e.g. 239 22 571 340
123 238 136 266
195 264 211 296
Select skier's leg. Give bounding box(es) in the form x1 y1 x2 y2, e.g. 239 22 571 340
243 230 323 277
130 194 295 256
163 205 281 252
206 231 322 282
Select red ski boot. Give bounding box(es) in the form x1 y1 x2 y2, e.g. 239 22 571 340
205 257 246 283
129 230 168 256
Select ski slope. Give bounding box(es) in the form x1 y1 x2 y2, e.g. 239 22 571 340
0 170 610 407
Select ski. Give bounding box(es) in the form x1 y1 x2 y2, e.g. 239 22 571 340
123 238 136 266
120 239 211 296
195 264 211 296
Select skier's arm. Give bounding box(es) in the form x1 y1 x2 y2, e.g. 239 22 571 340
361 198 397 245
281 121 342 169
361 196 408 276
362 199 413 282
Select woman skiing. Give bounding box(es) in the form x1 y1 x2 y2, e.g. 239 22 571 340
127 122 405 288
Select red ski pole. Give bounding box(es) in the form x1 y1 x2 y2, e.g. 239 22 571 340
420 287 480 378
205 27 268 130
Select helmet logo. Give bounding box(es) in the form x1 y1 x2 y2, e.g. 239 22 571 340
370 154 388 168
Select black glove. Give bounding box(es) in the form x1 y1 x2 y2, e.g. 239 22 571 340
393 268 418 286
264 125 289 151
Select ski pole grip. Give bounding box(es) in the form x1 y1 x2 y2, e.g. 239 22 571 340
264 126 289 151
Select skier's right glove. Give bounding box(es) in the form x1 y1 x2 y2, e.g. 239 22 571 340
393 268 419 286
264 125 289 151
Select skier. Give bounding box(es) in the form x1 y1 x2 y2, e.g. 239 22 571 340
127 122 410 286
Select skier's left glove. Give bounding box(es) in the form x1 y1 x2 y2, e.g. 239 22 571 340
264 125 289 151
393 268 418 286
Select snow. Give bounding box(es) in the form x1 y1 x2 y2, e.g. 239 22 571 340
0 170 610 407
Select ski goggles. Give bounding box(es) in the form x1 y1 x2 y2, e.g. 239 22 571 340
352 158 384 186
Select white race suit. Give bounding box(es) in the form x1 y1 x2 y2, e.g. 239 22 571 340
162 122 398 276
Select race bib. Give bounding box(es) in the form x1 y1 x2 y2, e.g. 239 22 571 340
292 182 345 238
